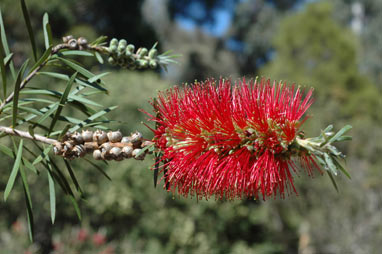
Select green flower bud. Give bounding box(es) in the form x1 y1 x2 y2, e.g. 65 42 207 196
148 48 158 59
137 47 148 58
110 38 118 47
118 39 127 47
109 45 118 53
108 56 116 65
126 44 135 53
137 59 148 68
149 60 158 69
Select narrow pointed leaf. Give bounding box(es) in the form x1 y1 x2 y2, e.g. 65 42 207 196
332 157 351 179
20 164 32 208
88 72 109 83
4 53 13 65
328 125 352 144
43 13 52 49
63 159 82 193
20 0 37 61
29 46 52 73
0 10 16 78
58 50 94 57
324 153 337 176
83 158 111 180
24 186 34 242
48 72 77 134
32 145 53 165
94 51 104 64
47 170 56 224
56 56 96 80
0 30 6 99
69 105 117 132
327 171 339 193
12 59 30 128
69 195 82 221
4 139 23 201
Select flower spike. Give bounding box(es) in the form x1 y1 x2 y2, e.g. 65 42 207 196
147 77 351 200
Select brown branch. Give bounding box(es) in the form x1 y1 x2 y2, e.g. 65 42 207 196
0 125 58 145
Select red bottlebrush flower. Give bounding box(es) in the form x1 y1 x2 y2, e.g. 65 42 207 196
147 77 320 200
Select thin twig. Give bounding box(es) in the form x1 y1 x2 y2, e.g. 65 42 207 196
0 125 58 145
0 39 107 113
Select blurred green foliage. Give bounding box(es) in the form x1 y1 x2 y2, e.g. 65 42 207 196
0 0 381 254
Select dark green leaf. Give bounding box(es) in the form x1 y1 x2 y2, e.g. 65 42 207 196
69 105 117 132
336 136 352 142
324 153 337 176
47 170 56 224
88 72 109 83
29 46 52 73
332 157 351 179
83 158 111 181
4 139 23 201
89 35 107 46
327 171 339 193
48 72 77 134
32 145 53 165
12 59 30 128
0 10 16 79
69 195 82 221
63 159 82 193
328 125 352 144
56 56 96 80
24 185 34 242
33 102 59 128
94 51 104 64
3 53 13 65
42 13 52 49
0 29 6 100
20 0 37 61
19 164 32 209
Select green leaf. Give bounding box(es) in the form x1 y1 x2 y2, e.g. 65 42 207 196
38 72 107 92
48 72 77 134
20 164 32 209
56 56 97 80
29 46 52 73
328 125 352 144
88 72 109 83
69 105 117 132
0 9 16 79
47 170 56 224
332 157 351 179
3 53 13 65
32 145 53 165
42 13 52 49
63 159 82 193
4 139 23 201
0 30 6 100
20 0 37 61
33 102 59 128
89 35 107 46
12 59 30 128
83 158 111 181
94 51 104 64
324 153 337 176
336 136 352 142
58 50 94 57
24 185 34 242
69 195 82 221
327 171 339 193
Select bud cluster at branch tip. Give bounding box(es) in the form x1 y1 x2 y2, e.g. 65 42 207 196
106 38 159 70
53 130 153 161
